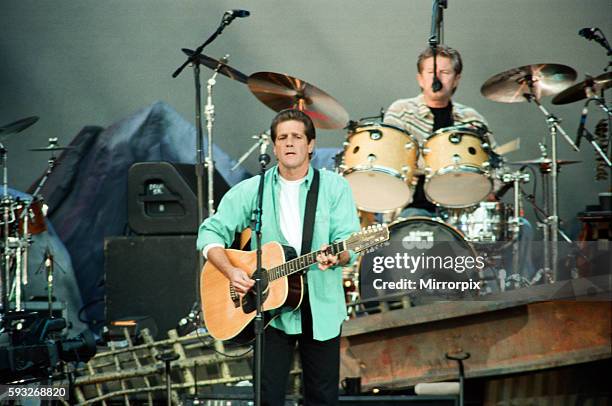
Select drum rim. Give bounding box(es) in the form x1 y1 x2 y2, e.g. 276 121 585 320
343 164 413 181
384 215 477 257
348 122 417 140
428 125 484 139
428 164 491 178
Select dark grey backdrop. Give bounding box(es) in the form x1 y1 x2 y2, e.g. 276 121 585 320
1 0 610 234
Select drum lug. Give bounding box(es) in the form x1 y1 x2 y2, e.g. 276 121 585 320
452 154 461 164
404 142 414 150
481 161 490 169
424 167 433 177
401 165 411 174
342 141 350 147
422 147 430 155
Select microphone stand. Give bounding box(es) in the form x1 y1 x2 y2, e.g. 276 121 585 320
172 12 238 272
252 150 270 406
428 0 447 92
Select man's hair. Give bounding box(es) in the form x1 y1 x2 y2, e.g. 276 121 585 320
417 45 463 75
270 109 316 143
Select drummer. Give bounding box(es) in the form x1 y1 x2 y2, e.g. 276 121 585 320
384 44 496 217
383 44 535 283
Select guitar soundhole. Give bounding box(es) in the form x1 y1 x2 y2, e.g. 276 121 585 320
242 269 269 314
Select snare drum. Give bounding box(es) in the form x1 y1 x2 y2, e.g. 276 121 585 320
442 202 517 244
423 127 493 207
341 123 419 213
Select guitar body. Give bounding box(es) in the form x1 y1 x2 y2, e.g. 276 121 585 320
200 242 303 342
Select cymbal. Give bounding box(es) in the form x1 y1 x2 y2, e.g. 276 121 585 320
29 146 73 152
481 64 577 103
247 71 349 129
0 116 39 136
507 158 581 166
552 72 612 105
181 49 248 84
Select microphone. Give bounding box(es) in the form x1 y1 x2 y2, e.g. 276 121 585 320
259 133 271 167
576 103 589 148
225 9 250 18
432 77 442 92
578 27 597 40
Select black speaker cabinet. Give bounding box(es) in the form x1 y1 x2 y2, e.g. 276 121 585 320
104 235 199 338
127 161 229 235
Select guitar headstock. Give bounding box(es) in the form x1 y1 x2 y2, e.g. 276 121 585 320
345 224 390 253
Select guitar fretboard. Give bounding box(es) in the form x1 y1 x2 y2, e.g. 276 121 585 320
267 241 345 281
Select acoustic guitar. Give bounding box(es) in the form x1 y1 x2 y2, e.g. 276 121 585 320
200 224 389 342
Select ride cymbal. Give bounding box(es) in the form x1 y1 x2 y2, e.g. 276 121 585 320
552 72 612 105
247 71 349 129
481 64 577 103
181 49 248 84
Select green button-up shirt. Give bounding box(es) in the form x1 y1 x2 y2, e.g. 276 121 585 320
197 165 360 341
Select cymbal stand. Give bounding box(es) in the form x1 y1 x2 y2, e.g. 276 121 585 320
231 131 270 171
0 140 13 314
523 78 579 283
577 84 612 168
501 170 530 282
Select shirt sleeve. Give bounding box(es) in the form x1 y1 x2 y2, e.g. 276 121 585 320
328 175 361 265
383 100 411 133
196 179 254 252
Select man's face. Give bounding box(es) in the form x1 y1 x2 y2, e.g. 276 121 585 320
273 120 314 174
417 56 461 105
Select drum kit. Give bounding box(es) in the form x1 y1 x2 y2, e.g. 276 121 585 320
0 117 71 316
188 51 610 297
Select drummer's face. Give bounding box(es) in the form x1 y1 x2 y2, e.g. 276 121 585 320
417 56 461 106
273 120 314 179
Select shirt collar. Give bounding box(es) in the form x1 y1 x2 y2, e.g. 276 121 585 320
271 165 314 187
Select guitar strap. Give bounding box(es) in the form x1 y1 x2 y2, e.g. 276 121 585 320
300 168 320 258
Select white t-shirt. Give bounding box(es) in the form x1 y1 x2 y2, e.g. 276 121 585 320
278 175 306 255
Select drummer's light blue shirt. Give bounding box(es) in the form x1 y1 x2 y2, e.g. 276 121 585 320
197 165 360 341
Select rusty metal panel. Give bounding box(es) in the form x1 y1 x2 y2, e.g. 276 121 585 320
340 301 611 389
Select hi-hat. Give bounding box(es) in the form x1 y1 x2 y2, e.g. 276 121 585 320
552 72 612 105
247 71 349 129
481 64 577 103
182 49 248 83
0 116 39 136
29 146 73 152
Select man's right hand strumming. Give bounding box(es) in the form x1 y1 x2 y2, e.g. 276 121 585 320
227 267 255 295
207 246 255 296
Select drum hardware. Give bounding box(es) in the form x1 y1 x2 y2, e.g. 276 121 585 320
482 64 582 284
230 131 271 171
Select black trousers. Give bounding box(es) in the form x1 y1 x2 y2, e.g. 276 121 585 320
259 289 341 406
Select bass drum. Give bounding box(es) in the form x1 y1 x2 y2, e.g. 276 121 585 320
359 217 483 303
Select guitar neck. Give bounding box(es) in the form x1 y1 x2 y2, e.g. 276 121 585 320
267 240 345 282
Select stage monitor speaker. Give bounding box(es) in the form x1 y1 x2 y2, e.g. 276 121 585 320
127 161 229 235
104 235 198 338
